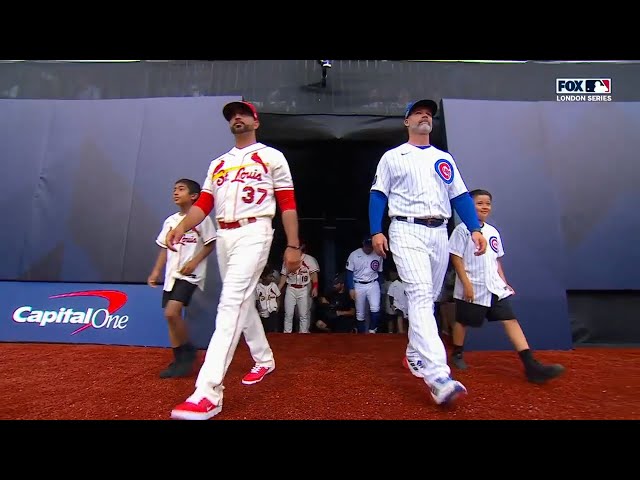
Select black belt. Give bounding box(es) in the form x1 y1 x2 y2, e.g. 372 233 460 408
395 216 445 228
355 279 375 284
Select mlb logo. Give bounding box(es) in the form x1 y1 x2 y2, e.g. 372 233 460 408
556 78 612 94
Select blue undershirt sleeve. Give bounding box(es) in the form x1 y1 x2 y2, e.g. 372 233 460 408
346 270 354 290
369 190 388 235
451 192 481 232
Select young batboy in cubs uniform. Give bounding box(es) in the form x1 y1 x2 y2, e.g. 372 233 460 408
448 189 565 383
148 178 216 378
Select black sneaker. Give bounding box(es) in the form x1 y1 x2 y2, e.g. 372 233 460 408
450 353 468 370
159 358 194 378
170 359 194 378
159 344 197 379
159 361 178 379
182 344 197 363
526 362 565 384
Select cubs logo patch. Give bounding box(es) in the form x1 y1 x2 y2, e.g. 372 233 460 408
370 260 380 271
489 236 499 253
434 159 454 184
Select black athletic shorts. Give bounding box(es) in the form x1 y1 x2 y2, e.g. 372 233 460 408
162 279 198 308
454 294 515 327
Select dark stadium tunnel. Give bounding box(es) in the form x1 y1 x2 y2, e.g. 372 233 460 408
258 112 447 289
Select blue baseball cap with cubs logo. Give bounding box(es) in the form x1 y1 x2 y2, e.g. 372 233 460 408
405 99 438 118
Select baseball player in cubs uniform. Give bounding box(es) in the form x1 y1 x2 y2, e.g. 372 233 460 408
369 99 487 405
278 245 320 333
345 237 384 333
448 189 565 383
166 100 302 420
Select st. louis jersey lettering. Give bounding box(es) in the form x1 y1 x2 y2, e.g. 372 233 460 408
201 142 294 224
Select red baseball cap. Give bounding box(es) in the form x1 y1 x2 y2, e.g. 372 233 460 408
222 101 259 121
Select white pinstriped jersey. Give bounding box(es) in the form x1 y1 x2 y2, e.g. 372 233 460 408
280 254 320 286
346 248 383 283
156 212 217 292
370 143 468 218
201 142 294 224
449 221 512 307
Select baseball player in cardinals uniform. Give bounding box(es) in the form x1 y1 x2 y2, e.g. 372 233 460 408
278 244 320 333
369 99 487 406
448 189 565 383
166 100 302 420
345 236 384 333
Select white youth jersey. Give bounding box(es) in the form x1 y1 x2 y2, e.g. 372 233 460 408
156 212 217 292
371 143 468 219
256 282 281 317
346 248 383 283
201 142 294 223
449 221 512 307
281 254 319 286
382 280 395 315
387 279 408 315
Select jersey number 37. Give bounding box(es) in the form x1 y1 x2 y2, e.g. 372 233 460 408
242 186 268 204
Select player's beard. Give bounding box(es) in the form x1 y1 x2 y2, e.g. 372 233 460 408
415 121 432 134
230 123 253 135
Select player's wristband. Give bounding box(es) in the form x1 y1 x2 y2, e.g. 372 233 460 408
312 281 318 290
286 245 301 250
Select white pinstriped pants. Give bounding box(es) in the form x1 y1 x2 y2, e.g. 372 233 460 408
389 219 451 384
354 280 381 321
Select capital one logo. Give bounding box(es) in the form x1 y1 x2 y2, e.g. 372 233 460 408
12 290 129 335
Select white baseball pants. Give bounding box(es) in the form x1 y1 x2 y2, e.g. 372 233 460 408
283 284 311 333
354 281 381 321
389 219 451 385
194 218 274 405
